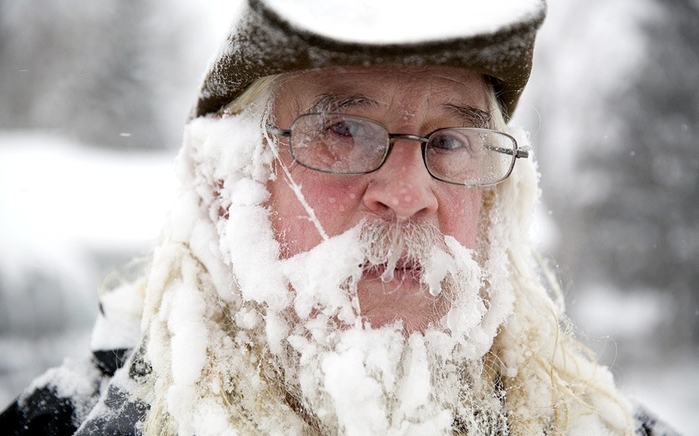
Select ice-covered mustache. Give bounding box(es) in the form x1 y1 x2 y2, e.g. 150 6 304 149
280 218 476 324
358 219 454 296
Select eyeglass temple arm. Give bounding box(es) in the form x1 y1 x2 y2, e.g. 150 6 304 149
266 124 291 138
486 144 530 159
515 148 529 159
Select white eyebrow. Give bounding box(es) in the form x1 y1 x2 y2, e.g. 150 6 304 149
443 104 492 128
307 93 379 113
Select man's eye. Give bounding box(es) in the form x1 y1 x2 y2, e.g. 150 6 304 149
326 120 363 138
429 132 467 150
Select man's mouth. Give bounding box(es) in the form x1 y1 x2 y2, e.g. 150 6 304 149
363 257 423 286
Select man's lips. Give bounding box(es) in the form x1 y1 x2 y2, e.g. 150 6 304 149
362 258 423 285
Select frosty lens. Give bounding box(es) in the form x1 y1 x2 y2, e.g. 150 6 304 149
425 128 517 186
289 114 390 174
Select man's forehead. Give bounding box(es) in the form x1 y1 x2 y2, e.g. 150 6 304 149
279 65 485 93
273 65 490 120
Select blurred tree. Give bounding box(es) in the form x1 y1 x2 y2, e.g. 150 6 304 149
585 0 699 346
0 0 185 149
526 0 699 351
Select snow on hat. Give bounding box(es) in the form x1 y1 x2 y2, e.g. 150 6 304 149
192 0 547 121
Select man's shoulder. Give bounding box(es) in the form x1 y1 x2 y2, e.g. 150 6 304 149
0 347 136 436
1 385 78 436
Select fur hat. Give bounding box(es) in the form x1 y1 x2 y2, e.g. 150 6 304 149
192 0 547 120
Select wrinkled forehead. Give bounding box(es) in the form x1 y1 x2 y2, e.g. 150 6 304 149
271 65 492 125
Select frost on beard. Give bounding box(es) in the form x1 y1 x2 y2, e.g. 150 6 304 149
154 94 530 434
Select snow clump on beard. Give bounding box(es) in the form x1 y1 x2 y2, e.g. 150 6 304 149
266 218 509 434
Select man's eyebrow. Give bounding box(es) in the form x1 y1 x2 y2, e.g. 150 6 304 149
306 93 379 114
444 104 493 128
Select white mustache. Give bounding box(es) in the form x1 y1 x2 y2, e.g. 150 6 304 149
358 219 453 296
279 218 477 324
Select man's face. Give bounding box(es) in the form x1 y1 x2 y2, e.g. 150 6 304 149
267 66 489 331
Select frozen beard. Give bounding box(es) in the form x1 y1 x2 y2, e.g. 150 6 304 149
152 98 634 435
268 219 511 434
186 109 516 434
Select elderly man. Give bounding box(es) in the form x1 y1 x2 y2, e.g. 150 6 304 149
1 1 678 435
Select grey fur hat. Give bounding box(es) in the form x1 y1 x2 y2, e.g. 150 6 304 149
192 0 547 121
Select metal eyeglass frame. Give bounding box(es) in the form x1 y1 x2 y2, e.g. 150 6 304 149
266 113 529 187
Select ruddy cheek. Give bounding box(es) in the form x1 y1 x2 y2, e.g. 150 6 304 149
325 196 347 213
302 181 364 234
439 189 482 247
269 172 366 257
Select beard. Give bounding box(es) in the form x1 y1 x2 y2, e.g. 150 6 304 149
146 108 592 436
233 218 513 435
183 110 514 433
152 112 631 436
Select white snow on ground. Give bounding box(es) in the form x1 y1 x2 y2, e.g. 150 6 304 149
0 133 177 277
0 134 177 407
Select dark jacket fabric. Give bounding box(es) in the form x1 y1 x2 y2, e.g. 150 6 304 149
0 347 149 436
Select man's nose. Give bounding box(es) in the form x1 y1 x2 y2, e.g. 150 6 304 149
362 139 438 221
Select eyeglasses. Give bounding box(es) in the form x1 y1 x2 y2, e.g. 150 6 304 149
266 113 528 187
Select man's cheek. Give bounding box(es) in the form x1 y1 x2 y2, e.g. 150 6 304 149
285 223 324 257
302 179 365 223
440 190 483 249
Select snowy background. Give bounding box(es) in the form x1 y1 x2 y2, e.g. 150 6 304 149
0 0 697 434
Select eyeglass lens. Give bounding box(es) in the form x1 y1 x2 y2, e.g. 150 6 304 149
290 114 389 174
425 129 515 186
